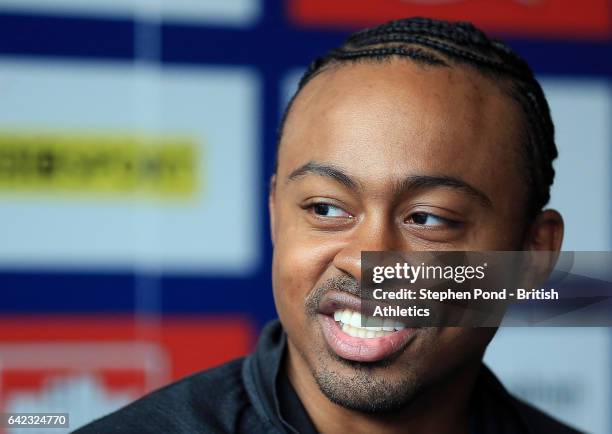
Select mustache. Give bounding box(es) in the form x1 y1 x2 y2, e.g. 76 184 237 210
305 274 359 316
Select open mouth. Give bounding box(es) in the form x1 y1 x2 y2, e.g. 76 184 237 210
333 309 406 338
317 291 416 362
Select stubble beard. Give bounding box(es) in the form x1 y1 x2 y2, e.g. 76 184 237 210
308 346 424 414
302 274 424 414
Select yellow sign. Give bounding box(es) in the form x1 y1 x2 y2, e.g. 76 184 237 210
0 131 200 198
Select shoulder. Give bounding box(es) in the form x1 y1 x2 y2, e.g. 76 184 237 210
480 365 583 434
510 396 584 434
72 358 252 434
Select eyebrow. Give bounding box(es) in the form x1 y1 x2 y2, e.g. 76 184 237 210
286 161 492 208
395 175 493 208
287 161 360 190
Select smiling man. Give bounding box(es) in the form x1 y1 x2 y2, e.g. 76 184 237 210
75 17 577 434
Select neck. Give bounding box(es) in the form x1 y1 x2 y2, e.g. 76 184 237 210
286 341 480 434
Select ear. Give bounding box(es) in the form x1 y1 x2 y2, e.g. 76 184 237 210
521 209 564 287
523 209 564 252
268 175 277 246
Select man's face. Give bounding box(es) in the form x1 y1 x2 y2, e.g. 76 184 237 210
270 60 528 412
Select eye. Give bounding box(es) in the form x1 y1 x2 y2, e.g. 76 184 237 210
311 203 351 218
407 212 457 228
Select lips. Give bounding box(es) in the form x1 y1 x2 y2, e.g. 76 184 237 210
317 291 417 362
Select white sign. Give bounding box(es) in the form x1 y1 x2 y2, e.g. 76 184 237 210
0 58 260 274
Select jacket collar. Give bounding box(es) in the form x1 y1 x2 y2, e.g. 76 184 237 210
242 320 288 433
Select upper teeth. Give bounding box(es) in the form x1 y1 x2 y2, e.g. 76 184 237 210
333 309 405 332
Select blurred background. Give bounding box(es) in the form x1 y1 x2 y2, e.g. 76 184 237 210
0 0 609 432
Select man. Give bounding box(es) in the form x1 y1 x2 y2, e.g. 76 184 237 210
75 17 577 434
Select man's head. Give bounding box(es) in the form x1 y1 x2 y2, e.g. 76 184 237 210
268 17 563 414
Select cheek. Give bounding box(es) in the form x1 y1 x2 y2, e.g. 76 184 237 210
271 228 340 331
461 227 521 251
272 201 347 310
480 215 526 250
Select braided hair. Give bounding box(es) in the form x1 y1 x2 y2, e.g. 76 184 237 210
277 17 557 219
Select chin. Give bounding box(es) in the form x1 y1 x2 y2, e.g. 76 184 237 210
311 351 424 414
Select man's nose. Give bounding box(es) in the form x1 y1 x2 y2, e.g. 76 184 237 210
332 218 399 280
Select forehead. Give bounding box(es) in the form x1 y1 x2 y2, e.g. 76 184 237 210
278 59 524 198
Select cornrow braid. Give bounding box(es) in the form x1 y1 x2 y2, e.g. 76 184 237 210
278 16 557 219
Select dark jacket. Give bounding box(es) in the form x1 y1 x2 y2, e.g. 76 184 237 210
74 320 582 434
